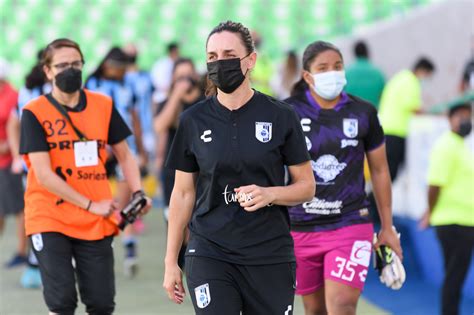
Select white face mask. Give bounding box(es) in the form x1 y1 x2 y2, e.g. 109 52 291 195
311 71 347 100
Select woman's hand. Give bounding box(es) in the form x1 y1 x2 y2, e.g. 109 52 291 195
375 227 403 260
88 200 118 217
418 210 431 230
172 78 192 99
163 263 186 304
235 184 275 212
10 157 23 174
139 196 152 217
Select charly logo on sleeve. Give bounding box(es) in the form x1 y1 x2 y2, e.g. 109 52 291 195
311 154 347 184
255 122 272 143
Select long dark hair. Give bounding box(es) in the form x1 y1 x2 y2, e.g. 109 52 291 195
25 49 47 89
88 47 129 80
290 41 343 96
205 20 255 97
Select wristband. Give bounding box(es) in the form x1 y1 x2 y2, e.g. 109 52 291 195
86 200 92 211
132 189 145 199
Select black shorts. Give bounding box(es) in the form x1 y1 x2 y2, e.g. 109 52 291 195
30 232 115 315
0 167 24 216
185 256 296 315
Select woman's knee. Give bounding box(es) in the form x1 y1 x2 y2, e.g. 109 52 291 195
326 291 358 315
303 291 327 315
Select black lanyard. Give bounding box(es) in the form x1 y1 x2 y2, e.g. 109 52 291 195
46 93 88 141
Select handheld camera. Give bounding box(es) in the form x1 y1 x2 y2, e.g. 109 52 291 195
118 193 147 230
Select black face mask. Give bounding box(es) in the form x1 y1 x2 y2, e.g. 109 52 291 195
55 68 82 94
207 55 249 94
457 119 472 138
127 55 137 64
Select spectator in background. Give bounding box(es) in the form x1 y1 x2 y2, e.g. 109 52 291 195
151 42 180 104
153 58 204 268
123 43 155 160
460 58 474 93
420 103 473 315
270 50 301 100
7 50 51 289
345 40 385 109
0 58 28 270
86 47 147 278
250 30 274 95
378 57 435 182
18 49 52 112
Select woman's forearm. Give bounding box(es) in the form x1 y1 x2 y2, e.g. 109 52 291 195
427 186 440 213
154 94 182 134
37 169 90 209
371 167 393 229
117 150 142 193
165 189 195 265
131 110 147 159
6 113 21 158
268 179 315 206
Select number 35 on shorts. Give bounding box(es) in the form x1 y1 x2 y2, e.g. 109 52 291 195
329 240 372 284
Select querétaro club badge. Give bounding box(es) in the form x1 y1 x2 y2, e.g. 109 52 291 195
194 283 211 309
255 122 272 143
343 118 358 138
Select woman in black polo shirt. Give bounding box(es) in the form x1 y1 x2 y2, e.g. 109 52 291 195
162 21 315 315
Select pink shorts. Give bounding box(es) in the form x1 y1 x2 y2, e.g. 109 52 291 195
291 223 373 295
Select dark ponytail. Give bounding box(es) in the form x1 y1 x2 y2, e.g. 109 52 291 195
25 49 47 89
290 41 343 97
205 20 255 97
290 78 309 97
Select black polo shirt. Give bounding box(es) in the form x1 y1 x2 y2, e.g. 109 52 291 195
166 91 310 265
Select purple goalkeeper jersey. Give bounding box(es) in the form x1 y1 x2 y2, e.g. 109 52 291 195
285 90 385 232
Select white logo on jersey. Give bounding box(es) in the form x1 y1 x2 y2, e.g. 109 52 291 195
285 305 293 315
200 130 212 143
313 155 347 182
350 240 372 267
194 283 211 308
303 197 343 215
341 139 359 148
305 136 312 151
301 118 311 132
222 185 253 205
255 122 272 143
343 118 358 138
32 233 43 252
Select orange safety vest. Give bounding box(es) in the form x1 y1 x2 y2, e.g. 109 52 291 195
23 89 118 240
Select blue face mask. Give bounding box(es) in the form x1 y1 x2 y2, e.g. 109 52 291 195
419 76 432 89
312 71 347 100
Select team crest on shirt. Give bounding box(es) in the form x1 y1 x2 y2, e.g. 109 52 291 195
255 122 272 143
343 118 358 138
194 283 211 308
